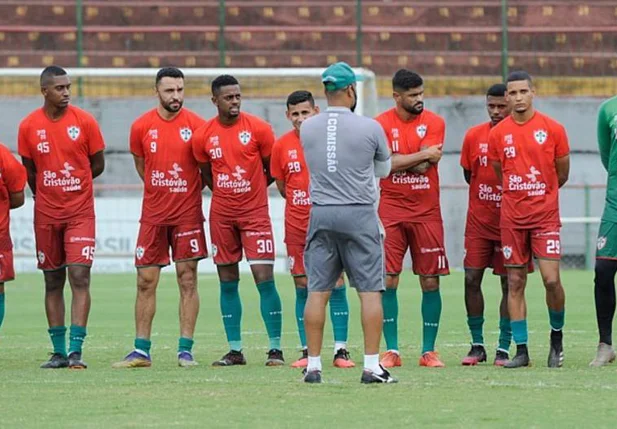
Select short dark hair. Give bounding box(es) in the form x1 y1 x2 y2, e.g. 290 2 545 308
507 70 533 86
211 74 239 96
40 65 67 86
156 67 184 85
486 83 507 97
286 90 315 109
392 69 423 92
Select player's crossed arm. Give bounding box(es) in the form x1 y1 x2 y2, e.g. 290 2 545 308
390 145 443 173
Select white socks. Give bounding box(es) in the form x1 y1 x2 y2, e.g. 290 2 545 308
334 342 347 354
307 355 322 372
364 354 384 374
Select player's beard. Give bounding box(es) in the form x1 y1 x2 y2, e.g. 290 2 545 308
403 101 424 115
162 99 183 113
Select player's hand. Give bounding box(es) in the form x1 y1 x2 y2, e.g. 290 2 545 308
409 162 430 174
422 144 443 164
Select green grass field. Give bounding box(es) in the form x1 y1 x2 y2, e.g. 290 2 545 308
0 270 614 428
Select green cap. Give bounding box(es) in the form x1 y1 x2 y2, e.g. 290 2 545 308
321 62 364 91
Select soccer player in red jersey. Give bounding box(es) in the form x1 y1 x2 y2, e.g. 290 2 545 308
488 71 570 368
18 66 105 369
0 143 27 334
376 69 448 368
193 75 283 366
113 68 208 369
270 90 354 369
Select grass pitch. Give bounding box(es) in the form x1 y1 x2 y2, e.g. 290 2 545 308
0 270 614 428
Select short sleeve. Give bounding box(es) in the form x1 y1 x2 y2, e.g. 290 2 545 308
460 130 473 170
0 146 26 193
84 114 105 155
270 139 284 180
17 119 31 159
129 120 144 158
424 116 446 147
192 125 210 163
488 127 501 161
257 120 275 159
554 123 570 159
373 121 391 162
374 115 394 151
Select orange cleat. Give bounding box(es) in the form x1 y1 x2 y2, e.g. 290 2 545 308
419 351 445 367
291 350 308 368
333 348 356 368
380 350 402 368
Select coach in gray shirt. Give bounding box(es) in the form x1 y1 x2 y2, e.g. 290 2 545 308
300 62 396 384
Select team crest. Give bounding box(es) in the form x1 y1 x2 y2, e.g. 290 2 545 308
212 244 218 257
416 124 427 138
179 127 192 142
534 129 548 145
288 256 295 270
37 251 45 264
238 131 251 145
598 236 607 250
502 246 513 260
135 246 145 260
67 126 80 141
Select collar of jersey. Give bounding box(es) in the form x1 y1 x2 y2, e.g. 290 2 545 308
326 106 351 112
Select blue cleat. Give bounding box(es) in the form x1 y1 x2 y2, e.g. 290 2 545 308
178 351 198 367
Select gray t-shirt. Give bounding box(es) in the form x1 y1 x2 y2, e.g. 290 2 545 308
300 107 390 206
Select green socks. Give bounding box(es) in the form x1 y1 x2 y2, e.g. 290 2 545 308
48 326 67 357
178 337 194 353
295 286 308 348
220 280 243 351
68 325 87 355
467 315 484 345
330 285 349 343
549 309 565 331
0 292 4 330
511 319 528 345
422 289 442 354
256 280 282 351
382 288 399 351
134 337 152 355
498 317 512 351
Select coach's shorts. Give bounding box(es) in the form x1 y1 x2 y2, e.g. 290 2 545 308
501 225 561 267
383 220 449 276
0 248 15 283
596 220 617 260
305 205 385 293
286 243 306 276
35 219 96 271
464 235 534 276
210 217 275 265
134 223 207 267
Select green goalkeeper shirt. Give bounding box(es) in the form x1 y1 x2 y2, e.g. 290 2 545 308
598 96 617 222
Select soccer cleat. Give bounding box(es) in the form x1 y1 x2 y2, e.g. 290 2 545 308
589 343 617 367
361 365 398 384
302 368 322 384
380 350 402 368
547 330 564 368
212 350 247 366
461 344 487 366
333 348 356 368
40 353 69 369
68 352 88 369
494 350 510 367
504 347 530 368
291 349 308 368
419 351 445 368
178 351 198 367
265 349 285 366
112 350 152 368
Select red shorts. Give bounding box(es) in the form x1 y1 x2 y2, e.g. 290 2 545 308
210 217 275 265
35 219 96 271
286 243 305 276
0 249 15 282
134 223 207 267
501 226 561 267
464 235 534 276
383 220 449 276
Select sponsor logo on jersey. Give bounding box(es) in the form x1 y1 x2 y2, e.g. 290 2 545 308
217 166 251 194
416 124 427 138
504 134 513 145
148 129 158 139
479 143 488 154
238 131 251 145
288 149 298 160
151 163 188 193
508 167 545 196
502 246 512 260
291 189 310 206
179 127 192 142
534 129 548 145
67 126 80 141
43 162 82 192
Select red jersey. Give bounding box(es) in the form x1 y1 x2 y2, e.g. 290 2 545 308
18 105 105 224
130 108 206 225
460 122 501 240
376 108 445 221
192 112 274 220
0 144 26 249
270 130 310 244
488 111 570 229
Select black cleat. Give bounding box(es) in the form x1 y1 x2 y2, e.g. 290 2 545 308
212 350 247 367
302 368 322 383
504 346 530 369
40 353 69 369
461 344 487 366
68 352 88 369
361 365 398 384
494 350 510 366
548 330 564 368
265 349 285 366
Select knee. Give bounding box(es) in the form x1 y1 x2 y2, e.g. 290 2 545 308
137 272 158 294
177 269 197 295
253 267 273 284
294 276 308 289
45 275 65 294
385 275 399 289
420 276 439 292
543 277 561 293
464 271 482 291
508 271 526 292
